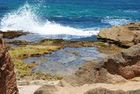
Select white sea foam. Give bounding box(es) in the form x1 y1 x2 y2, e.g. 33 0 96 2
0 3 99 38
102 16 131 26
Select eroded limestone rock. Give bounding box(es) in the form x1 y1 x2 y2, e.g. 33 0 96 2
98 23 140 47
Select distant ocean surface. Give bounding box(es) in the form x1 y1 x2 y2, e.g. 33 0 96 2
0 0 140 39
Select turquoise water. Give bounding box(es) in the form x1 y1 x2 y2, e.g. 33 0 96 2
0 0 140 39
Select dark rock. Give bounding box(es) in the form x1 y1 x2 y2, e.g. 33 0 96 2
98 23 140 47
0 30 28 39
0 34 19 94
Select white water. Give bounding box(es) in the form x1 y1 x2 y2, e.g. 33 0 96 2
0 3 99 38
102 16 131 26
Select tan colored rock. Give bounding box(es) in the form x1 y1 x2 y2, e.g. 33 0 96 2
85 87 140 94
64 43 140 86
102 43 140 79
0 34 19 94
34 85 57 94
98 23 140 47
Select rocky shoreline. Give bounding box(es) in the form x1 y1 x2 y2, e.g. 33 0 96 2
0 22 140 94
98 22 140 48
34 22 140 93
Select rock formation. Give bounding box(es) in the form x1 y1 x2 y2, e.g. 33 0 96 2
34 36 140 94
98 23 140 47
65 43 140 86
0 34 19 94
31 22 140 94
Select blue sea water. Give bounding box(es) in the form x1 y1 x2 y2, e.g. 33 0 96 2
0 0 140 39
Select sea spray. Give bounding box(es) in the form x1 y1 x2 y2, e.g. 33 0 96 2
0 3 99 38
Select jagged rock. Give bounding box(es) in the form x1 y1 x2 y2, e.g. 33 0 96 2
98 23 140 47
0 34 19 94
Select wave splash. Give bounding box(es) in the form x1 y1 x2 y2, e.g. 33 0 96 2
0 3 99 39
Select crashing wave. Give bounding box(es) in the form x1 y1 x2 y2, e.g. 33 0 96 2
0 3 99 39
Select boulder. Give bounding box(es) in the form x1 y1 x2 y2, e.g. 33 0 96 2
98 23 140 47
0 34 19 94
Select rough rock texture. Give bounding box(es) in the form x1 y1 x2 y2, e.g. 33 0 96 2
64 62 126 86
105 43 140 79
85 88 140 94
98 23 140 47
33 80 140 94
0 34 19 94
65 43 140 86
33 44 140 94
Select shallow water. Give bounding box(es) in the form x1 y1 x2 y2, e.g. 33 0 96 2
24 47 105 75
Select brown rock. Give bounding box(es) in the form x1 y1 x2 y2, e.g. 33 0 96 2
0 30 28 39
98 23 140 47
65 43 140 85
0 34 19 94
103 43 140 79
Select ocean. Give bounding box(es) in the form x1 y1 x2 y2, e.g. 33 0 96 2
0 0 140 39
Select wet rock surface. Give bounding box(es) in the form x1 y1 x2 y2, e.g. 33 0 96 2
0 35 19 94
98 23 140 47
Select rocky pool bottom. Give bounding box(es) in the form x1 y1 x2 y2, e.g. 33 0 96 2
23 47 105 75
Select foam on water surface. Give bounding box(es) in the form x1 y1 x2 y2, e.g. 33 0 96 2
0 3 99 39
